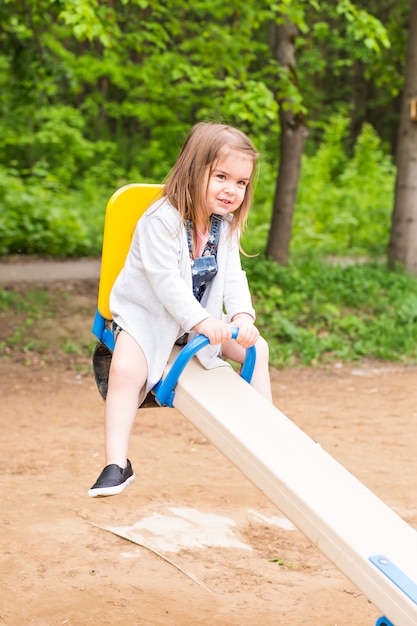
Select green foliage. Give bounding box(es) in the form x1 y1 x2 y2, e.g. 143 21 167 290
2 259 416 369
1 0 401 189
334 0 390 52
243 115 395 259
0 0 413 371
0 0 284 187
0 114 395 259
243 256 417 367
0 168 107 256
0 0 408 260
293 116 395 257
297 0 410 150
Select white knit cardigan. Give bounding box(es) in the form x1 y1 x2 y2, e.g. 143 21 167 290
110 198 255 405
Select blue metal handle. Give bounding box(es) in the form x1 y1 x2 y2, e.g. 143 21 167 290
155 327 256 407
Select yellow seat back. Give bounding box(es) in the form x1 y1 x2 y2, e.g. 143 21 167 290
97 183 163 320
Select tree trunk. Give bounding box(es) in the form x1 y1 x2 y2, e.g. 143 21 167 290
266 19 308 265
387 0 417 274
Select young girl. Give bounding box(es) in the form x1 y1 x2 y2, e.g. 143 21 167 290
89 122 272 497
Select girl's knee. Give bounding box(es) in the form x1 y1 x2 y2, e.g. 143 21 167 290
109 359 132 387
110 352 143 388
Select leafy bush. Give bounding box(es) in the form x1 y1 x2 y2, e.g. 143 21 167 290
293 116 395 258
0 114 395 260
0 168 107 256
243 116 395 260
243 256 417 367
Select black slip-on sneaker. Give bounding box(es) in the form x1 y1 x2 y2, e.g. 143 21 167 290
88 459 135 497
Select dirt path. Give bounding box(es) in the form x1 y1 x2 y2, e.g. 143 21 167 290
0 257 100 284
1 269 416 625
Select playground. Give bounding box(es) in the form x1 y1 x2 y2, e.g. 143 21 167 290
1 275 417 625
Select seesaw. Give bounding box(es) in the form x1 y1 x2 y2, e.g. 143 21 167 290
91 324 417 626
152 333 417 626
92 184 416 626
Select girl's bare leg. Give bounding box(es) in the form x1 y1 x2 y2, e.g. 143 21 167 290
104 331 148 468
221 335 272 402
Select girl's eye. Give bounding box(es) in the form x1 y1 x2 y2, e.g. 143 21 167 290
238 180 248 187
216 174 226 180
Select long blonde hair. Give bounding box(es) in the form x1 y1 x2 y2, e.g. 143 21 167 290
163 122 259 238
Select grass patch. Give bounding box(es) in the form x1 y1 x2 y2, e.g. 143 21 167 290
244 257 417 368
0 282 97 371
2 258 417 370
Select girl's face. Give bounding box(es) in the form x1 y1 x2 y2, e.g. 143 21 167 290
204 151 253 218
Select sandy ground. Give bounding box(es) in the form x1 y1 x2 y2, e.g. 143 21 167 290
1 266 416 626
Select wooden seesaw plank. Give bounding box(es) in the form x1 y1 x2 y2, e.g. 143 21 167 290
162 350 417 626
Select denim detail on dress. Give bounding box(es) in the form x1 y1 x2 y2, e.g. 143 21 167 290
185 214 222 302
112 321 122 339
